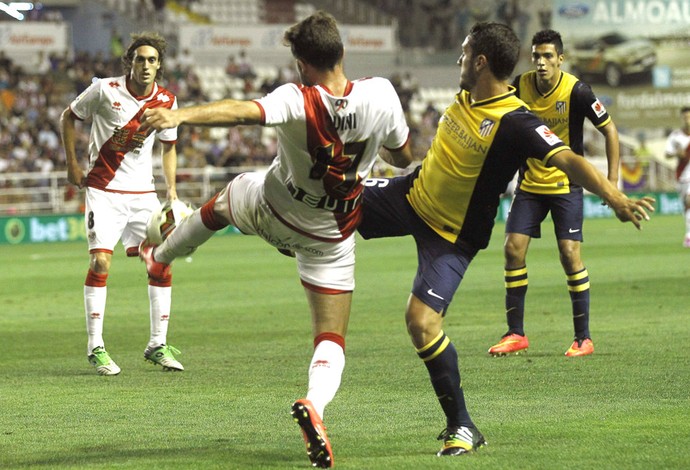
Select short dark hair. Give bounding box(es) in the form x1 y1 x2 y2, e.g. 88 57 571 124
532 29 564 55
467 22 520 80
122 31 167 79
283 10 344 70
682 106 690 114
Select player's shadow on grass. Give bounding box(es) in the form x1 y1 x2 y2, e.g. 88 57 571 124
12 439 306 468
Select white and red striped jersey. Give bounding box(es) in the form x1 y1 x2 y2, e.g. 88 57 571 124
665 128 690 183
255 77 410 241
69 75 178 193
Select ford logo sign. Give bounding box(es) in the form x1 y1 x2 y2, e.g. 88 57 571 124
558 4 589 18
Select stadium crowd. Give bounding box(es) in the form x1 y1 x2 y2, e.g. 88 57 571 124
0 47 434 179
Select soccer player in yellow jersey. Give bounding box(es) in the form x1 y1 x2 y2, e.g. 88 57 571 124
488 30 620 358
358 22 653 457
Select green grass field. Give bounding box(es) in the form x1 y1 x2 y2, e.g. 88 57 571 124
1 214 688 469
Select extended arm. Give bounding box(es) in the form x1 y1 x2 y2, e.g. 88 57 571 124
140 99 263 131
549 149 654 229
59 107 86 188
598 120 620 185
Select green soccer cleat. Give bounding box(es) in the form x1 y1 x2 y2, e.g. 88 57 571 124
144 344 184 371
88 346 121 376
437 425 486 456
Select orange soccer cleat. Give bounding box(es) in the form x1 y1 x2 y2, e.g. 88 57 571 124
291 399 334 468
488 333 529 356
565 338 594 357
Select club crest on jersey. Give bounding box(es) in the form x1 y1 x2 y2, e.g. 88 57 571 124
479 118 495 137
334 98 348 111
556 101 566 114
535 124 562 146
591 99 606 117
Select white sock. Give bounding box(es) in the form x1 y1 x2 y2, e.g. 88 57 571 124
156 210 215 264
685 208 690 237
306 340 345 419
84 285 106 353
148 285 171 348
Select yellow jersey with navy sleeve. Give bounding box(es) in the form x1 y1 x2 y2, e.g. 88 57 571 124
513 70 610 194
407 88 569 253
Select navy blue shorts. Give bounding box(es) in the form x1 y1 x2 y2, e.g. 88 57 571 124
505 188 584 241
358 173 474 314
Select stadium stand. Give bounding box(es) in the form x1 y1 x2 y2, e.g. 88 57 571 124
0 0 676 216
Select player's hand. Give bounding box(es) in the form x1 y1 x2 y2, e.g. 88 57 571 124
610 196 655 229
139 108 179 132
67 164 86 189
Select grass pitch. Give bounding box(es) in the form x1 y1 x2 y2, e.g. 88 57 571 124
0 215 688 469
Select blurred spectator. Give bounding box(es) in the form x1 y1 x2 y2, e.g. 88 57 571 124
225 55 240 77
110 29 125 61
0 48 433 182
390 71 419 113
496 0 531 43
236 50 256 80
176 48 195 73
0 51 13 74
35 51 52 75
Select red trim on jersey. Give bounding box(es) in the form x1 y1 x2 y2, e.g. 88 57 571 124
125 246 139 257
301 279 351 295
125 76 157 100
301 86 363 238
252 100 267 125
85 269 108 287
88 188 157 195
314 332 345 351
86 85 176 191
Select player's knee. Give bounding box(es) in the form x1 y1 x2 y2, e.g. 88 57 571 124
90 253 111 273
504 240 526 266
558 247 581 271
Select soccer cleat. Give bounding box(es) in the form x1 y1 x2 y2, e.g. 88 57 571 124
437 426 486 456
88 346 121 376
684 236 690 248
565 338 594 357
144 344 184 371
139 241 171 282
488 333 529 356
291 399 334 468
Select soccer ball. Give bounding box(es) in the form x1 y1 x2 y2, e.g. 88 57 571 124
146 199 194 245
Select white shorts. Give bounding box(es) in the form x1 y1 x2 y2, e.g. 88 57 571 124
85 188 161 254
217 173 356 292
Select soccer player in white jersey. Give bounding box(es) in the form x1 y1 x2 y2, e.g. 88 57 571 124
60 32 184 376
138 11 413 468
665 106 690 247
